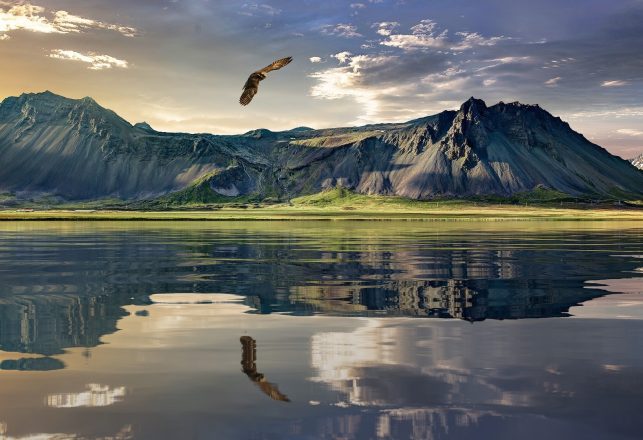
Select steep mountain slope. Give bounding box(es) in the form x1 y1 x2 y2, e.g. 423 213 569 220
0 91 263 199
0 92 641 202
630 153 643 170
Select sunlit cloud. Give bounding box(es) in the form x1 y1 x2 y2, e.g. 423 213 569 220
381 21 447 50
310 52 418 123
49 49 129 70
380 18 507 52
320 23 362 38
0 2 138 38
601 80 628 87
372 21 399 36
332 51 352 63
545 76 561 86
309 56 322 63
617 128 643 137
567 108 643 119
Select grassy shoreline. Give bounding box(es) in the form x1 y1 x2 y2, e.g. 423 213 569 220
2 189 641 221
1 204 641 221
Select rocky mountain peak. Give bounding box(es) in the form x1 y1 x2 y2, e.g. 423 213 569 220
134 121 154 131
630 152 643 170
459 97 487 115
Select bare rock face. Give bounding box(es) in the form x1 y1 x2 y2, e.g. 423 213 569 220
630 153 643 170
0 92 642 202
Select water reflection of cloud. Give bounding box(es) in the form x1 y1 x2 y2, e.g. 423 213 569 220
0 422 132 440
46 384 126 408
308 318 643 438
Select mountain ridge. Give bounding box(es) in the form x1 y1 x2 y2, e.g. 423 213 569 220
0 91 641 203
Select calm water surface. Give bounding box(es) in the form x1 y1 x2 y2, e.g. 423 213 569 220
0 221 641 439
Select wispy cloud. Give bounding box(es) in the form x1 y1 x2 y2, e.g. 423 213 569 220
617 128 643 137
49 49 129 70
545 76 561 86
451 32 509 51
240 2 281 17
601 80 628 87
53 11 138 37
0 2 138 38
380 18 507 52
320 23 362 38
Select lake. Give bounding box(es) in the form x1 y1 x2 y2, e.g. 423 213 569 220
0 221 641 439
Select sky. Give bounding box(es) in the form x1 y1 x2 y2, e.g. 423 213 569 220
0 0 642 158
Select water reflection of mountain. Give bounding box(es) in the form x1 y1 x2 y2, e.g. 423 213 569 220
288 279 606 320
185 242 639 319
0 294 128 355
0 226 640 357
0 357 64 371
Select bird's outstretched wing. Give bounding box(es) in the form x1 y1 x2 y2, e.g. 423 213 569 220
257 56 293 75
239 82 258 106
239 57 292 106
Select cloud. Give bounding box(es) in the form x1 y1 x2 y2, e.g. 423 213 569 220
372 21 399 36
451 32 509 51
545 76 561 86
350 3 366 9
332 51 353 64
380 19 508 52
0 2 138 37
310 53 402 122
617 128 643 137
411 19 437 35
381 29 447 50
0 33 8 40
320 23 362 38
601 80 628 87
49 49 129 70
53 11 138 37
309 56 322 63
240 3 281 17
307 20 529 124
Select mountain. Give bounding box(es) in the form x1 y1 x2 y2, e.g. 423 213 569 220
630 153 643 170
0 91 641 202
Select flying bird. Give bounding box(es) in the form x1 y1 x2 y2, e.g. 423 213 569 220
239 56 293 106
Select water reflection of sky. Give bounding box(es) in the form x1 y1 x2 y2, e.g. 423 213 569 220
0 299 641 439
0 222 641 439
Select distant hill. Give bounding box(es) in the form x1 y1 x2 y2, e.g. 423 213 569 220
630 153 643 170
0 91 641 203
